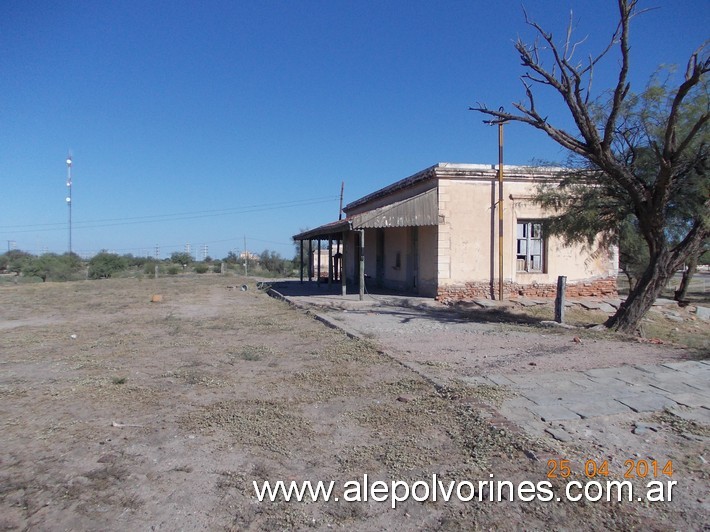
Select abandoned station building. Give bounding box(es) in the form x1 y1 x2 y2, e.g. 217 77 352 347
293 163 618 302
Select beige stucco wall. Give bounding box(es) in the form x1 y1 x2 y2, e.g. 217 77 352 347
384 227 409 289
348 226 437 297
438 177 618 290
417 225 437 296
437 179 494 284
339 167 617 299
344 229 407 288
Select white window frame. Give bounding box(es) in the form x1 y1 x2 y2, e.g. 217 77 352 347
516 221 545 272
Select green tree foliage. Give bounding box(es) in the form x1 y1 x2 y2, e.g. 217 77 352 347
88 251 128 279
193 263 209 274
258 249 292 275
123 254 156 269
0 249 33 274
223 251 239 264
170 252 192 265
472 0 709 332
23 253 83 282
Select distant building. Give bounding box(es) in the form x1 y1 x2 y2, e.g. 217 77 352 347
294 163 618 301
238 251 260 262
311 243 342 280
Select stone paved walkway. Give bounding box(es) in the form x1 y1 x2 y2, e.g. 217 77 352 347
464 360 710 436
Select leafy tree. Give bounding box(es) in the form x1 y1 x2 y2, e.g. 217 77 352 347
170 252 192 266
472 0 709 332
259 249 280 273
1 249 33 274
258 249 293 275
223 251 239 264
88 251 128 279
23 253 82 282
124 254 155 269
617 217 649 289
674 252 698 302
22 255 54 282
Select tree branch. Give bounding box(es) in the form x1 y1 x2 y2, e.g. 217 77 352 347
653 46 710 210
602 0 635 149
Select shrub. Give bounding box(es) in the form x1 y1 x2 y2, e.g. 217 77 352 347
88 252 127 279
194 263 209 274
167 265 180 275
23 253 83 282
143 262 159 275
1 250 33 274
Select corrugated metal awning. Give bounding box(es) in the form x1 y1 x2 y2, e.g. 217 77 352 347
351 188 437 229
293 219 351 241
292 188 438 241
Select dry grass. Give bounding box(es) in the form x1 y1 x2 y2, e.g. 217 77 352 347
0 273 706 530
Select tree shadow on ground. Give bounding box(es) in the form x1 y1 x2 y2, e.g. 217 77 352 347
268 279 554 328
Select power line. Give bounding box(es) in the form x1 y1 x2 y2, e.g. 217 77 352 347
63 233 295 257
0 195 339 233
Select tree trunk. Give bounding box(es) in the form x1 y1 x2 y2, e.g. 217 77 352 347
605 250 676 333
622 268 637 293
674 253 698 302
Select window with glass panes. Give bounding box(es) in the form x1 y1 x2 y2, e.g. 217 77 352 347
516 222 544 272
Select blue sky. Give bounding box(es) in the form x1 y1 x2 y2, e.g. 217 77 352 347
1 1 707 259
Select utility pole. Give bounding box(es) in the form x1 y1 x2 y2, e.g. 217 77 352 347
243 235 248 276
339 181 345 220
482 112 506 300
497 118 505 301
476 106 508 300
65 155 73 254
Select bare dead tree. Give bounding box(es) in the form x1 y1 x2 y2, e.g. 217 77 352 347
471 0 709 333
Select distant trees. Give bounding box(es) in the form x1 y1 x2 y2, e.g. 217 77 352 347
0 247 296 281
259 249 293 276
223 251 239 264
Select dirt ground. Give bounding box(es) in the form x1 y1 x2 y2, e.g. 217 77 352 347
1 275 708 530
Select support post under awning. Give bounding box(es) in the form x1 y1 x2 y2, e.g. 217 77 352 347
328 238 333 286
341 235 346 296
359 229 364 301
299 240 304 283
